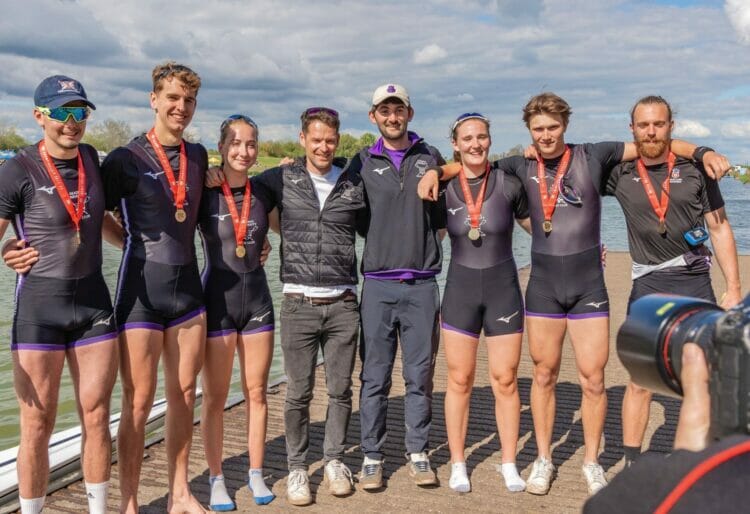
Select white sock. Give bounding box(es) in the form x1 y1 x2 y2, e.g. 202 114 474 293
501 462 526 492
208 474 234 509
248 469 274 501
19 496 45 514
363 456 382 465
84 481 108 514
449 462 470 493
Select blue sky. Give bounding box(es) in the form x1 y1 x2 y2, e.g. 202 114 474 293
1 0 749 162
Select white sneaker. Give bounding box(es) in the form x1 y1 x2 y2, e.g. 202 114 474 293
449 462 470 493
526 457 555 495
582 462 607 495
324 459 354 496
286 469 312 506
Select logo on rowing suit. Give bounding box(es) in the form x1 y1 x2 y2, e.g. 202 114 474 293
529 176 541 183
212 213 231 221
58 80 80 93
497 311 519 323
36 185 55 195
145 170 165 180
372 166 389 175
414 159 428 178
93 314 114 327
290 177 304 185
339 183 362 202
448 206 464 216
586 300 608 309
69 191 92 219
670 167 682 184
242 220 259 245
250 311 271 322
632 176 642 183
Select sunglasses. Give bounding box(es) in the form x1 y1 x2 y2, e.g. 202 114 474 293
558 175 582 205
36 105 91 123
451 112 490 134
155 63 194 81
301 107 339 119
221 114 258 132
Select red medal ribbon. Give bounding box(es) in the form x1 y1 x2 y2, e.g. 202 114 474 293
458 163 490 230
38 141 86 235
536 146 571 226
146 128 187 211
635 151 675 227
220 179 252 250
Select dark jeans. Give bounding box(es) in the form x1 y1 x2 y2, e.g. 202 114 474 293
280 295 359 470
358 278 440 460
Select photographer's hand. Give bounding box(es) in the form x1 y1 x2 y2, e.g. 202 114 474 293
673 343 711 452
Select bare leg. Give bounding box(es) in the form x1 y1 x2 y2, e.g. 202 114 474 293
13 349 65 498
162 313 207 514
442 328 478 464
622 381 653 448
568 317 609 463
237 330 274 469
117 329 162 514
527 316 567 459
200 333 237 476
486 333 523 464
67 338 119 482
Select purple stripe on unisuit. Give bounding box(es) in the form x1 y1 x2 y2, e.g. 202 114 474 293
207 329 236 338
166 307 206 328
440 321 479 339
568 311 610 320
525 310 567 319
241 324 274 335
69 332 118 348
119 321 164 332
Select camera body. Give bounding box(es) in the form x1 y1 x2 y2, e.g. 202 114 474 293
617 293 750 438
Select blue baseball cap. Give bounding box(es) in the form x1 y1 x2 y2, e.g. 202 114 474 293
34 75 96 110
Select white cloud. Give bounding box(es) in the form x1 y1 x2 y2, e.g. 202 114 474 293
673 119 711 138
725 0 750 44
413 44 447 65
456 93 475 102
721 121 750 138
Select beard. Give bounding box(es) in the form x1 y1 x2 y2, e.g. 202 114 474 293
377 121 407 142
636 138 669 159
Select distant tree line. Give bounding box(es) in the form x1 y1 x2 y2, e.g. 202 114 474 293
260 132 379 159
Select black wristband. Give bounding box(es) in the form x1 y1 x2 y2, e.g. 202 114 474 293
692 146 714 163
427 166 443 179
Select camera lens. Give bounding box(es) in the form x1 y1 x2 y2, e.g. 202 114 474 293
617 294 724 396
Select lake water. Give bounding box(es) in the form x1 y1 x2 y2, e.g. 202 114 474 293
0 178 747 450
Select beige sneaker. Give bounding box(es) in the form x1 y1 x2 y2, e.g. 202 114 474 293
359 459 384 490
324 459 354 496
526 457 555 495
408 452 437 486
286 469 312 506
582 462 607 495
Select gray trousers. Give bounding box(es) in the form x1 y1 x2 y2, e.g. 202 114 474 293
280 295 359 470
358 278 440 460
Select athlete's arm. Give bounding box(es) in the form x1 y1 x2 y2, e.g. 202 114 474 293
0 224 39 275
705 207 742 308
417 162 461 201
621 141 731 180
205 166 225 188
516 217 532 234
102 211 125 249
260 237 271 266
268 207 280 234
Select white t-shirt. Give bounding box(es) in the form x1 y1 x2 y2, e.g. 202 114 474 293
283 165 357 297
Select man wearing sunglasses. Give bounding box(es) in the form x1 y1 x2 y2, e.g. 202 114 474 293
346 84 446 489
0 75 121 514
250 107 366 505
606 95 741 468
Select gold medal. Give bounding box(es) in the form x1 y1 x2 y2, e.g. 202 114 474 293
543 220 552 233
658 220 667 235
467 227 481 240
175 208 187 222
235 246 246 258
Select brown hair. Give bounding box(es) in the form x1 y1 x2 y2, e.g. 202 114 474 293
630 95 673 123
451 115 491 162
522 92 572 128
219 115 258 146
300 107 340 133
152 61 201 93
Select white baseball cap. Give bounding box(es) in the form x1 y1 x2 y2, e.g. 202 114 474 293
371 83 410 108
